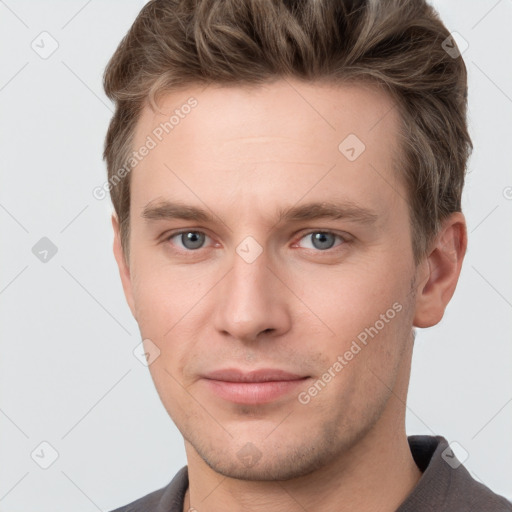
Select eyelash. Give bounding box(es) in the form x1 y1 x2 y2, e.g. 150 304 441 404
163 229 349 253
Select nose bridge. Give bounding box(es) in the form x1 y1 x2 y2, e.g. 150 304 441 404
213 245 290 341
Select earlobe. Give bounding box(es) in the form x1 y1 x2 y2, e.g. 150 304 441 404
111 214 136 318
412 212 467 328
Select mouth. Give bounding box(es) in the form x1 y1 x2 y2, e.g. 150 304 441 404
201 368 310 405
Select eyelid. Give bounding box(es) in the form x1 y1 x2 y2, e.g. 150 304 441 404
297 228 350 239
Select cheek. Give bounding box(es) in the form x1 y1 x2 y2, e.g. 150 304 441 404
130 260 216 377
131 273 173 338
131 258 198 333
299 261 406 340
299 257 414 401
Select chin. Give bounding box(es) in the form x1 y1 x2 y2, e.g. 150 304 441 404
185 422 350 482
202 451 327 482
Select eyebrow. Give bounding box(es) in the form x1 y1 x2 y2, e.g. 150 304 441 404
141 199 379 226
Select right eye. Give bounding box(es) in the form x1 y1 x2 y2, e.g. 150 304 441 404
166 231 211 250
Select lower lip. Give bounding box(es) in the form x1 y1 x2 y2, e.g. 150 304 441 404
204 379 308 405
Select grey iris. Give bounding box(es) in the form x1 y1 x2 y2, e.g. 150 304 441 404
182 232 205 249
311 232 336 250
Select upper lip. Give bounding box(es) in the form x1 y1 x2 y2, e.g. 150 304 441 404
203 368 308 383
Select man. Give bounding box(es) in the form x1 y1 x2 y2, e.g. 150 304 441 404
103 0 511 510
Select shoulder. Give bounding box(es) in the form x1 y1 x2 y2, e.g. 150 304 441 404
443 462 512 511
399 435 512 512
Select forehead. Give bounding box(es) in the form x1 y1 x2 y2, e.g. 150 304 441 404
134 79 400 153
130 79 405 221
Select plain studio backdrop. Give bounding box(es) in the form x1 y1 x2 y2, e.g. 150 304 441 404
0 1 511 510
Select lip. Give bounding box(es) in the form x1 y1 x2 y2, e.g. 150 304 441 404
202 368 309 404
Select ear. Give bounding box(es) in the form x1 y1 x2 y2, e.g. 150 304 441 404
413 212 467 328
112 214 136 318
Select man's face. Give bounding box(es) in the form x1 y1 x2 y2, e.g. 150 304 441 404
117 80 422 479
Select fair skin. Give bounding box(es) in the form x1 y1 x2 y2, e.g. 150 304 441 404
112 80 466 512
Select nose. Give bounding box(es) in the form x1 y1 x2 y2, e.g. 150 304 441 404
212 248 292 343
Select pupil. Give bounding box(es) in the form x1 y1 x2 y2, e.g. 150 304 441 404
312 232 335 250
182 232 204 249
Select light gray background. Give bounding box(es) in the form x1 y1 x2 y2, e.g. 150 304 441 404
0 1 511 510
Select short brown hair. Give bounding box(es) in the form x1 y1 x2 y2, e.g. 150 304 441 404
103 0 472 263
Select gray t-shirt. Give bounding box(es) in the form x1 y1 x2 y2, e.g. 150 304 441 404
111 435 512 511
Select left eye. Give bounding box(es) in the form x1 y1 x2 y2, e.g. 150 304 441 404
297 231 345 251
168 231 210 250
